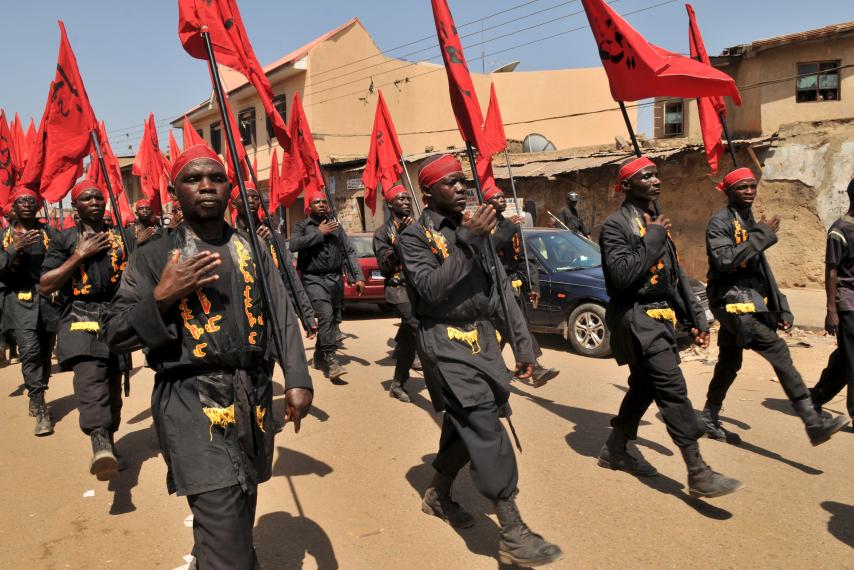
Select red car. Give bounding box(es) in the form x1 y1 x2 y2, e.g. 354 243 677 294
343 232 386 302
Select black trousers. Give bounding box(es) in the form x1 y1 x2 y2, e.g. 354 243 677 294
302 273 343 356
71 356 122 435
392 301 418 383
432 393 518 501
188 485 258 570
13 329 56 400
707 313 808 410
812 310 854 417
612 347 704 448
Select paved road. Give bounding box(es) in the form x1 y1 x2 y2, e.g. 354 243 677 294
2 306 852 569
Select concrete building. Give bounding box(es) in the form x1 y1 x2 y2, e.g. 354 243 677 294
170 18 635 233
653 22 854 140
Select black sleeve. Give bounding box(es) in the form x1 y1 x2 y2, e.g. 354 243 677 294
706 214 777 273
826 225 847 268
41 230 73 273
398 225 483 307
289 220 323 252
103 246 177 354
601 217 667 291
373 225 398 276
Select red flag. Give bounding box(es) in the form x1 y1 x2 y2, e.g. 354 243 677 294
476 154 497 192
9 113 28 175
361 91 404 215
431 0 494 154
0 113 15 208
133 114 170 212
483 83 507 155
20 22 98 202
687 4 729 173
269 148 281 208
581 0 741 103
25 119 36 153
168 130 181 162
178 0 293 151
182 115 207 148
287 93 322 208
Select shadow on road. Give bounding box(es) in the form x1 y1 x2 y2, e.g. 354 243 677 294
8 382 25 397
255 511 339 570
48 393 78 426
511 386 732 520
406 455 527 569
273 447 333 479
109 424 161 515
821 501 854 549
126 407 152 425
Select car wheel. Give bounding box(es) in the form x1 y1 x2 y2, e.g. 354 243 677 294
566 303 611 358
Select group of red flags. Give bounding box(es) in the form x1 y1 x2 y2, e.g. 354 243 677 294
6 0 740 232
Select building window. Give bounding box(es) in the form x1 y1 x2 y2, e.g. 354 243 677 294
210 121 222 154
663 100 684 136
238 107 256 147
266 95 287 140
797 61 840 102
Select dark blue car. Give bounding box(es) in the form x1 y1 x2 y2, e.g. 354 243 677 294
520 229 712 358
521 229 612 358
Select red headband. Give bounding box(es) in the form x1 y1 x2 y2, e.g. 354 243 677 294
614 157 656 193
71 179 106 202
171 144 223 182
483 185 503 202
135 199 151 209
419 155 463 188
8 187 44 208
384 184 407 203
716 167 756 192
231 183 258 201
304 189 326 215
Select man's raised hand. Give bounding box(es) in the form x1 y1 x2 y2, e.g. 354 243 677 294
153 250 222 311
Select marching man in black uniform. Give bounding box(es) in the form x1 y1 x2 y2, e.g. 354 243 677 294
399 155 562 567
0 187 61 435
597 156 741 498
373 184 419 402
290 190 365 381
811 178 854 422
40 179 133 480
105 146 313 569
231 183 318 338
131 198 164 247
701 168 849 444
485 184 559 387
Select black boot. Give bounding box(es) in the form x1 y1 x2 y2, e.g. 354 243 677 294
325 352 347 380
421 471 475 528
597 428 658 477
32 395 53 437
700 406 741 444
793 397 849 446
89 427 118 481
388 380 411 403
531 362 559 388
680 442 741 499
495 494 562 567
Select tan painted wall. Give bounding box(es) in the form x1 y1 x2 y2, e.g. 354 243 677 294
180 21 634 194
653 34 853 141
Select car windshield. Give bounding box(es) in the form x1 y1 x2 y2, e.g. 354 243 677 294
348 235 375 259
527 231 602 272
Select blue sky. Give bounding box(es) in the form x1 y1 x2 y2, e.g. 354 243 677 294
2 0 850 155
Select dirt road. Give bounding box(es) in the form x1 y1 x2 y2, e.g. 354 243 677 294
2 307 852 569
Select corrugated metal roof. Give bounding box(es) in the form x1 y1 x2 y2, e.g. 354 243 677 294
723 21 854 56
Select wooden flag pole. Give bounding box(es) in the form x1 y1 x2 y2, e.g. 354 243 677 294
464 142 519 357
90 130 132 254
398 156 423 218
502 148 534 293
201 30 288 371
243 155 312 333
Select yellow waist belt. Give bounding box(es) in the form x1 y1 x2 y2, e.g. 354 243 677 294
725 303 756 314
511 279 523 290
645 308 677 325
70 322 100 332
17 291 33 302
